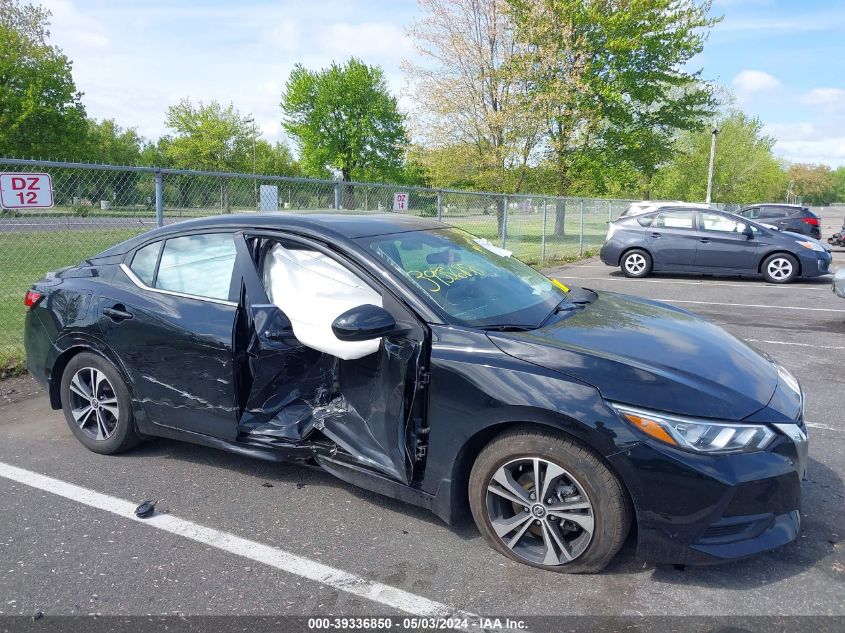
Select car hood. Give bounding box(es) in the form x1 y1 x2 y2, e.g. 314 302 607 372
488 291 779 420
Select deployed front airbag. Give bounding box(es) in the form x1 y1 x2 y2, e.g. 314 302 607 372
263 244 383 360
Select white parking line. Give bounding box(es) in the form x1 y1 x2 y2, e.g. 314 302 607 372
805 422 844 433
667 300 845 313
557 275 830 290
0 461 474 620
745 339 845 351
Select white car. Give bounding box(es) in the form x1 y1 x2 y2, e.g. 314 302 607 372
834 268 845 299
620 200 714 218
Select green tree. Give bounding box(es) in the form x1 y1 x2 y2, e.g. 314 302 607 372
164 99 253 172
652 111 787 204
787 163 834 206
281 58 406 186
254 139 301 177
0 0 87 159
831 167 845 204
506 0 718 233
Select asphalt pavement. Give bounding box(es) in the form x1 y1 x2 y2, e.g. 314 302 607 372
0 212 844 625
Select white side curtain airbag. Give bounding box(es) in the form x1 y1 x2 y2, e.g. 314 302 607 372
263 243 383 360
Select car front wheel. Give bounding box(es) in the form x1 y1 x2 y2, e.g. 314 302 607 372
620 249 652 278
468 428 630 573
762 253 799 284
60 351 140 454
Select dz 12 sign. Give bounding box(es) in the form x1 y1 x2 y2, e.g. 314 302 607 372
0 173 54 209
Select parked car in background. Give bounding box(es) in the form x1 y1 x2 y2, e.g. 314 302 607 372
24 213 809 573
736 204 821 240
620 200 712 218
600 206 832 283
834 268 845 299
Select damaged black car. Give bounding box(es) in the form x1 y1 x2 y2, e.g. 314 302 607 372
24 214 808 573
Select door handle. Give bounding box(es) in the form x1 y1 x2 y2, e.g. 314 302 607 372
103 305 133 321
650 232 662 238
699 238 711 243
263 328 294 341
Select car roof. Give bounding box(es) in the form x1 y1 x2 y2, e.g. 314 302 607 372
743 203 807 208
93 212 449 258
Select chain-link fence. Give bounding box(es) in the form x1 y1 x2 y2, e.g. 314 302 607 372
0 157 725 371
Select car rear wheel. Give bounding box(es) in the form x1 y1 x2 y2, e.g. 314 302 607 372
60 352 140 454
620 249 652 278
762 253 799 284
469 428 630 573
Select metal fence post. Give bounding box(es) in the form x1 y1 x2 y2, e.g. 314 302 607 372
334 181 341 210
579 199 584 256
436 190 443 221
155 170 164 228
541 197 547 265
501 194 508 249
608 199 613 223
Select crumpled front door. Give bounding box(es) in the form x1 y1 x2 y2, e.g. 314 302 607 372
232 232 426 483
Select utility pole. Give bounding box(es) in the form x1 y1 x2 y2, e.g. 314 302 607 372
705 127 719 204
244 117 257 208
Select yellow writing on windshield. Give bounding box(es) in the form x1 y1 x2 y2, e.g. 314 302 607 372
408 263 486 293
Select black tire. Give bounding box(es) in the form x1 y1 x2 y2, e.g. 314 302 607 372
60 351 140 454
761 253 799 284
469 428 630 573
620 249 652 278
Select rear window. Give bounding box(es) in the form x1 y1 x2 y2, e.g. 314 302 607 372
155 233 237 301
130 241 161 286
652 210 694 229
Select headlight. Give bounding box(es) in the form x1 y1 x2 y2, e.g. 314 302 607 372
610 403 775 454
796 240 825 252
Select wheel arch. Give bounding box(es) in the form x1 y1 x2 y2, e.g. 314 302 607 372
758 250 802 276
444 418 634 526
48 335 133 410
619 245 652 267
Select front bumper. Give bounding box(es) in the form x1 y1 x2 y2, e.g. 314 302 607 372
608 423 807 565
797 249 831 277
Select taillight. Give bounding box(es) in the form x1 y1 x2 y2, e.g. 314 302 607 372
24 290 43 309
802 217 820 226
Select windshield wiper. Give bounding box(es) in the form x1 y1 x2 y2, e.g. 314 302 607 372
479 324 536 332
536 298 577 329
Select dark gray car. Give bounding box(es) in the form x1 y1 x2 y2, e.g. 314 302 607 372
736 204 821 240
600 206 832 284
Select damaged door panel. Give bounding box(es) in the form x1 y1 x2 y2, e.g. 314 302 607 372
232 232 430 484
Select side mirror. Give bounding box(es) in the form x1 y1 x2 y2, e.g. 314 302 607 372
332 304 398 342
743 225 754 239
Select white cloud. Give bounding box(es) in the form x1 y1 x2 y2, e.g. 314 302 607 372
731 70 780 98
800 88 845 111
38 0 421 148
764 122 845 167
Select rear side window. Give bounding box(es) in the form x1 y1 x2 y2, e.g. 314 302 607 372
155 233 237 301
130 241 161 286
739 207 760 219
760 206 788 219
652 210 694 229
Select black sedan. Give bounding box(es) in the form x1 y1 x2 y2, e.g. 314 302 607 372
600 206 831 283
736 204 821 240
24 214 808 573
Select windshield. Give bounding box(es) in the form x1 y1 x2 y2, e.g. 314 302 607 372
360 227 569 328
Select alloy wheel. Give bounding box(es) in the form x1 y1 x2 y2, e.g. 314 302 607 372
485 457 594 566
767 257 793 281
67 367 120 441
624 253 646 275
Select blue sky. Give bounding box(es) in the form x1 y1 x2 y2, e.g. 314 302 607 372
41 0 845 166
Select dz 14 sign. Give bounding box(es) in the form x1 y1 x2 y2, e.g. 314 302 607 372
393 192 408 211
0 173 54 209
